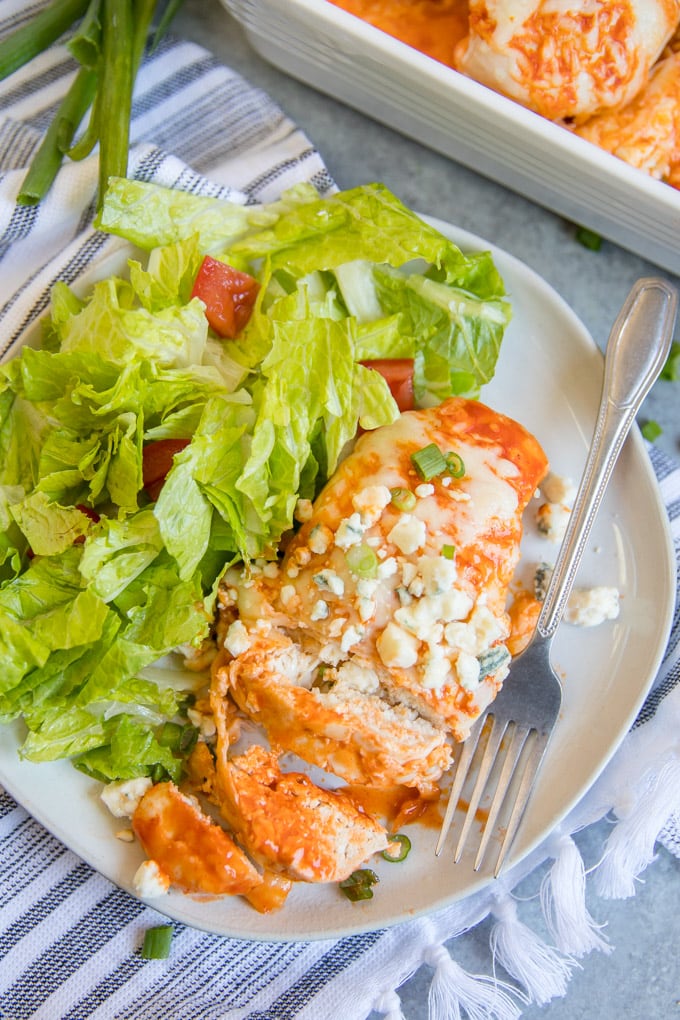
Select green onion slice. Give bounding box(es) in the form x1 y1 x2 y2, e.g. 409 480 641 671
575 225 602 251
445 452 465 478
660 340 680 382
641 420 662 442
158 721 183 750
410 443 447 481
390 487 416 512
381 833 412 862
179 724 199 755
345 544 378 579
141 925 173 959
441 543 456 560
339 868 379 901
150 763 171 784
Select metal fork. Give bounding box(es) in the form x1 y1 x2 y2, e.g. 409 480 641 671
435 276 678 876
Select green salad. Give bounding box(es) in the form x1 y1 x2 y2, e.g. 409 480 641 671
0 179 511 784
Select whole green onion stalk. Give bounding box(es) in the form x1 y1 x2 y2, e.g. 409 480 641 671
0 0 185 208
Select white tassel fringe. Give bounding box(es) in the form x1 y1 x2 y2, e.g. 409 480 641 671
595 757 680 899
423 942 522 1020
490 895 574 1006
372 988 406 1020
540 834 611 957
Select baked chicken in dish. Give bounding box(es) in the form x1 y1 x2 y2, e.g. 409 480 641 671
454 0 680 121
575 46 680 186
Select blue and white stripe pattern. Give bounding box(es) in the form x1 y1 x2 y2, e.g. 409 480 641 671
1 2 679 1017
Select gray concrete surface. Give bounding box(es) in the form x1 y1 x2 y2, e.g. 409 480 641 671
174 3 679 1017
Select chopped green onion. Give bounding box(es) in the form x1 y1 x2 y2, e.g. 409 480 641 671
345 544 378 579
390 487 416 512
158 721 182 749
157 720 193 752
445 451 465 478
312 664 334 693
381 833 411 862
339 868 379 902
660 340 680 382
179 723 199 755
410 443 447 481
141 925 173 959
641 419 662 442
441 543 456 560
575 226 602 251
177 691 197 711
150 763 171 784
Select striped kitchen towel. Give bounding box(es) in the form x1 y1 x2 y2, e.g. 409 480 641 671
1 3 679 1018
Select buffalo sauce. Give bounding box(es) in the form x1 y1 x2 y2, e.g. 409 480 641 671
244 870 293 913
132 782 262 897
507 587 542 656
328 0 469 68
345 782 444 831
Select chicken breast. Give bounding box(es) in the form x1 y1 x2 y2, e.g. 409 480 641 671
132 781 262 897
213 743 389 883
215 396 548 788
213 629 453 790
454 0 680 121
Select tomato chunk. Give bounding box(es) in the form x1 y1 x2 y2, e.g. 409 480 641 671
75 504 101 524
73 504 101 545
191 255 259 338
142 439 191 500
360 358 415 412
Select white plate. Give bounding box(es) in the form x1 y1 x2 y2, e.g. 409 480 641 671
0 219 674 942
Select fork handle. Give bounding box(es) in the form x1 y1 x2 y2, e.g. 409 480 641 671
537 277 677 639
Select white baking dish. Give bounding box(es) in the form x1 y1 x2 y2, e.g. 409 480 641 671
221 0 680 275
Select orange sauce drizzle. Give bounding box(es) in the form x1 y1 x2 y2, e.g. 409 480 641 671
345 783 444 830
327 0 469 68
345 781 491 831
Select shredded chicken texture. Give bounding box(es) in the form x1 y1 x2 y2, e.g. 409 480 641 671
454 0 680 121
214 631 453 791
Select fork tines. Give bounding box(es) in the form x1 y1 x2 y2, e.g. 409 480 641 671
435 713 548 876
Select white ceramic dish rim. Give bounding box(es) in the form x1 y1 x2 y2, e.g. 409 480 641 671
223 0 680 215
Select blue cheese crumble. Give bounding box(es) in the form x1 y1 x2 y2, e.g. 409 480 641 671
388 514 426 555
313 569 345 596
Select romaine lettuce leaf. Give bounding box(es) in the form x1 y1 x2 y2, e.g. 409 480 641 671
79 507 164 601
9 490 92 556
0 178 513 783
373 267 511 402
95 176 321 253
74 713 184 782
